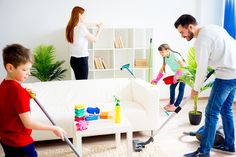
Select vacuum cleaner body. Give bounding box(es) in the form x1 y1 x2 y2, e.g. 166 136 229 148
193 125 225 147
133 138 154 152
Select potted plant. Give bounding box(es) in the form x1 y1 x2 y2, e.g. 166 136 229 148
179 48 214 125
31 45 67 81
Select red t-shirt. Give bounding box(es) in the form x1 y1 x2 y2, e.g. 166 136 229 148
0 80 33 147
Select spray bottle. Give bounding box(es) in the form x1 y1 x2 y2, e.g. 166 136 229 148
114 96 121 123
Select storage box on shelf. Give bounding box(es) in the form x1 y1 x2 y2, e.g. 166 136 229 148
71 27 154 81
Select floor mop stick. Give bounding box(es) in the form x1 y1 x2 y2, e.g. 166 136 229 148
147 38 153 82
29 92 81 157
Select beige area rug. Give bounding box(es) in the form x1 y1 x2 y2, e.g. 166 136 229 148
37 141 167 157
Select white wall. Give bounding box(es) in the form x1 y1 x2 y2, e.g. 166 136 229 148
0 0 223 99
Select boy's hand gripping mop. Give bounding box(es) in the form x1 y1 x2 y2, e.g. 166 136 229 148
28 92 81 157
133 96 191 152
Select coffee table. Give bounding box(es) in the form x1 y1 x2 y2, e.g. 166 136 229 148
73 117 132 157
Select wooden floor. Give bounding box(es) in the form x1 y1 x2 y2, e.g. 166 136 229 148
0 99 236 157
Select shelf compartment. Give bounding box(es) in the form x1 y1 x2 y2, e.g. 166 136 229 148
92 50 113 70
134 49 150 68
134 49 148 58
134 69 148 80
92 28 114 49
114 29 133 48
134 28 146 48
114 49 134 69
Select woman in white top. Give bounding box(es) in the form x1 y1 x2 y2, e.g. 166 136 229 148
66 6 103 80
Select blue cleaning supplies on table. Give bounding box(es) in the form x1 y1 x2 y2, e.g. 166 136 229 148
87 107 100 114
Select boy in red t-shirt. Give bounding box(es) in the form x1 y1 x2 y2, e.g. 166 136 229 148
0 44 65 157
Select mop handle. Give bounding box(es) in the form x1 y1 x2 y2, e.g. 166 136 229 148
127 68 136 78
28 92 81 157
147 38 152 82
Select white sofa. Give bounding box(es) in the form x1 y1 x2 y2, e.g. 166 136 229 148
23 78 159 141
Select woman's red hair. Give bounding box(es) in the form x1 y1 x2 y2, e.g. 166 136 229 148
66 6 85 43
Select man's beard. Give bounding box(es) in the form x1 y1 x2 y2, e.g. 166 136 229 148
186 30 194 41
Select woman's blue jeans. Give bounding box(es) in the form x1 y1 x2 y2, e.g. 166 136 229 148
199 78 236 155
169 82 185 106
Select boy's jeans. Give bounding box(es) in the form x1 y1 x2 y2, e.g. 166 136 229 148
199 78 236 155
0 141 38 157
170 82 185 106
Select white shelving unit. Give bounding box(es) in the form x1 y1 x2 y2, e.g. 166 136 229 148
73 27 154 81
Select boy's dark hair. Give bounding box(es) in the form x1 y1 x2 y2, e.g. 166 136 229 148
174 14 198 28
2 44 33 69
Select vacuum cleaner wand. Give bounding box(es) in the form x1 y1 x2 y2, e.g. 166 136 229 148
120 64 136 78
29 93 81 157
133 65 215 152
133 96 191 152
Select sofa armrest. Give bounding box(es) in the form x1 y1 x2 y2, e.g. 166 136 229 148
131 79 159 124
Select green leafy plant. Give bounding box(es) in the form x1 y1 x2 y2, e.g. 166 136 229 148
31 45 67 81
179 47 214 115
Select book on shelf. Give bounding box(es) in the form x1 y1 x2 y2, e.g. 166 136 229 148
97 57 103 69
98 57 104 69
94 57 99 69
114 34 124 48
101 58 107 69
94 57 107 69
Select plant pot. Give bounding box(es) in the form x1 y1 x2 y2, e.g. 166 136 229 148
189 111 202 125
